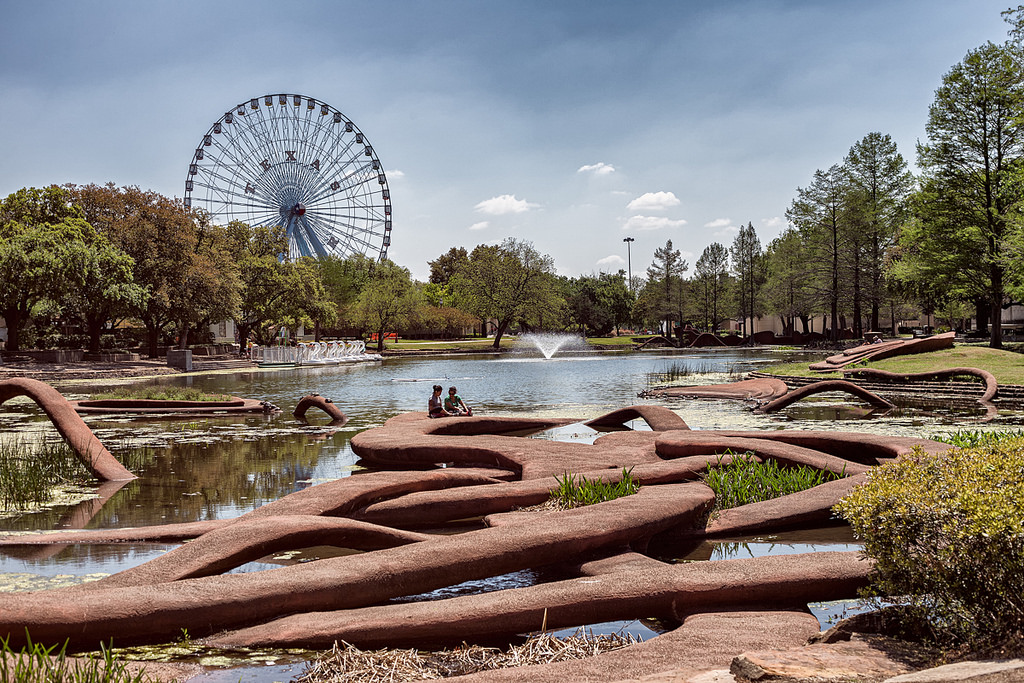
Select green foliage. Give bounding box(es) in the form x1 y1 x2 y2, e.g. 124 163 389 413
89 387 232 402
0 440 89 512
550 468 639 508
701 452 845 511
0 633 156 683
835 438 1024 645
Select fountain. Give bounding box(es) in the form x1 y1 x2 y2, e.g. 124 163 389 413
517 332 587 359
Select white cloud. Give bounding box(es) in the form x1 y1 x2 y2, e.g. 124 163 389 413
761 216 786 229
469 221 489 231
578 162 615 176
596 254 626 268
623 215 687 232
474 194 538 215
627 191 681 212
704 218 732 229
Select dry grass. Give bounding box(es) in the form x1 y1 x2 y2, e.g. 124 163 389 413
298 630 641 682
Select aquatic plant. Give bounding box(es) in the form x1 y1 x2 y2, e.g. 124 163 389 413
0 440 89 512
701 451 845 511
550 468 639 508
836 439 1024 647
0 634 156 683
89 387 233 402
933 428 1024 449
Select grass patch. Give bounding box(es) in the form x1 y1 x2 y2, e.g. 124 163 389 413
0 440 91 512
90 386 233 402
549 468 639 508
299 631 640 682
701 452 845 511
1 634 157 683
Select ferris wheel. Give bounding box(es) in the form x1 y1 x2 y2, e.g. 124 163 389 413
184 93 392 261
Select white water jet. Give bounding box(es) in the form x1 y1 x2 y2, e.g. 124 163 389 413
517 333 588 359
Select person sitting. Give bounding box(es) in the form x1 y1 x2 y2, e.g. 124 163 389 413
428 384 451 418
444 386 473 416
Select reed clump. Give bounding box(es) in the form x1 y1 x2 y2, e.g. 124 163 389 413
298 630 641 682
549 468 639 509
89 386 232 402
0 440 89 512
0 634 157 683
701 451 845 511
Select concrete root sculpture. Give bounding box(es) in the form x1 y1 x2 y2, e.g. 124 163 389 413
641 376 790 401
293 394 348 425
842 366 998 402
0 407 952 680
808 331 955 372
755 380 895 414
0 377 135 481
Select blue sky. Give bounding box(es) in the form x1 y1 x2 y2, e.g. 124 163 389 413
0 0 1011 281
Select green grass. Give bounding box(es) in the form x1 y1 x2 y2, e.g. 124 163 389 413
1 634 157 683
933 428 1024 448
90 386 233 402
759 345 1024 385
550 468 639 508
701 451 845 511
0 440 90 512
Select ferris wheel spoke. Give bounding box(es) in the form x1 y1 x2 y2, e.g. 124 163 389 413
186 93 391 259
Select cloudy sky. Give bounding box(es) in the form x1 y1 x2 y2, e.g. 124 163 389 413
0 0 1011 280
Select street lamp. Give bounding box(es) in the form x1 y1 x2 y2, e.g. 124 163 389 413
623 237 635 291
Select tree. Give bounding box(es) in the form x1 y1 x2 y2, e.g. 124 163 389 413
225 222 291 346
787 165 850 341
566 271 633 336
693 242 730 332
62 239 146 354
428 247 469 285
353 259 420 352
762 228 816 334
313 253 375 336
898 42 1024 348
450 238 558 348
0 187 94 351
67 184 209 357
844 133 914 333
644 240 688 337
730 223 763 336
169 221 240 350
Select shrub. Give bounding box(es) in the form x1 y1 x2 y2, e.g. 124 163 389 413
701 451 845 511
834 438 1024 645
0 634 156 683
550 468 639 508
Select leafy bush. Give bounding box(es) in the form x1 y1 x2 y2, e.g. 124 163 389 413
835 438 1024 645
550 468 639 508
701 451 845 511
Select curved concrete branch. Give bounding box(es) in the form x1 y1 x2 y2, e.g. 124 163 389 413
842 366 998 402
755 380 894 413
0 378 135 481
293 394 348 424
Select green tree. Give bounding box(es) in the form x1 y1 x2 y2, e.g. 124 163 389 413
843 132 914 333
693 242 730 332
353 259 421 351
566 271 633 336
313 253 375 336
730 223 763 336
643 239 688 337
62 239 146 354
787 165 850 341
898 42 1024 347
762 228 816 334
450 238 558 348
0 187 94 351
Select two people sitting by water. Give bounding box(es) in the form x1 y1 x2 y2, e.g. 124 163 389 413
429 384 473 418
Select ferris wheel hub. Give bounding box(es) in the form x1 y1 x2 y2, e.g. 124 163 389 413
291 202 306 217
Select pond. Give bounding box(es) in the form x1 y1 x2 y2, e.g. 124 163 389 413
0 346 1011 680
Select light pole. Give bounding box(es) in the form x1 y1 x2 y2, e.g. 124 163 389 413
623 237 634 292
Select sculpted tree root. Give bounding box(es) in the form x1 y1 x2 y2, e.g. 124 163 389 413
808 331 955 371
842 366 998 402
70 396 274 415
293 393 348 424
640 376 790 401
0 377 135 481
755 380 895 414
0 407 952 681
